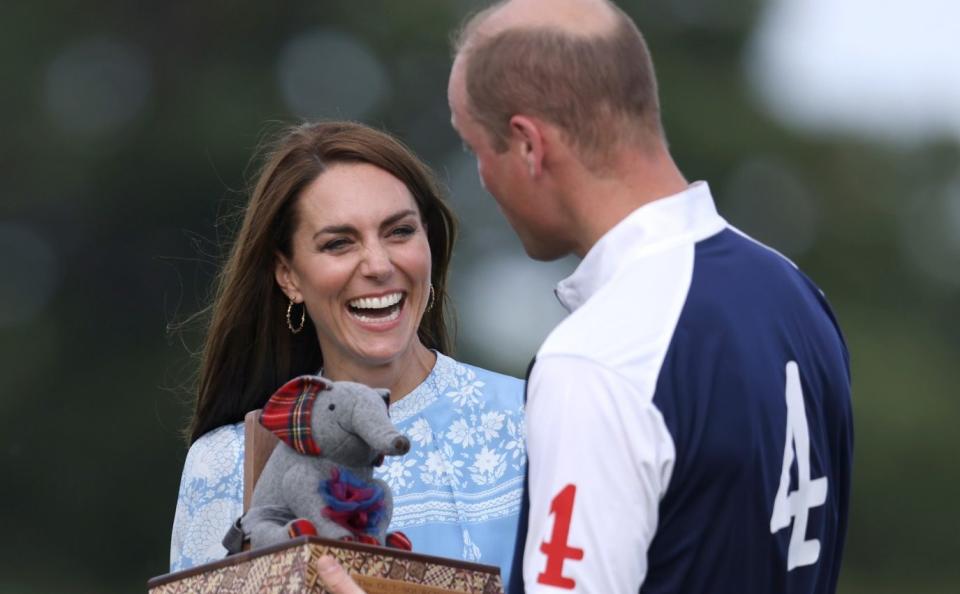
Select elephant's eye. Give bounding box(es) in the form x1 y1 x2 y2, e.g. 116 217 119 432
328 404 336 411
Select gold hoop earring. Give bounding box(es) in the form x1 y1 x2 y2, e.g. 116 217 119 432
426 283 435 312
287 299 305 334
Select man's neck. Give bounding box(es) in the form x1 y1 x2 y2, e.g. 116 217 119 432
563 146 688 258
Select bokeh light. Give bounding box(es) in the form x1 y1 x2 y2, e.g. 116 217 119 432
43 36 152 137
746 0 960 144
0 222 60 328
454 253 575 372
898 177 960 288
277 29 390 121
722 156 819 258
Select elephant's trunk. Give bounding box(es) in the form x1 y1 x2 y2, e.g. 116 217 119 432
351 396 410 456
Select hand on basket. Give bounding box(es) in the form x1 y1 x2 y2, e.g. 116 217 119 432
317 555 366 594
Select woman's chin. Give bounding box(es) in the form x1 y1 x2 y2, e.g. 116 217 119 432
328 307 423 370
346 338 418 369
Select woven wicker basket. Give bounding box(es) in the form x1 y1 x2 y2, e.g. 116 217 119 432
148 536 503 594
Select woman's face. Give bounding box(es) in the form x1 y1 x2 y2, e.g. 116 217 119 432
276 162 433 371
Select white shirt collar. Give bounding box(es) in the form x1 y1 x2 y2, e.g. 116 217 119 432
554 181 726 312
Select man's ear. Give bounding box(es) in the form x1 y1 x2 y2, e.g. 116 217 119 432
509 115 545 178
274 253 302 302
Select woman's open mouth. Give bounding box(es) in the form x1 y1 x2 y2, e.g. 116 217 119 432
347 291 405 323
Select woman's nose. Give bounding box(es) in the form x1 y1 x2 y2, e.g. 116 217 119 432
360 242 394 279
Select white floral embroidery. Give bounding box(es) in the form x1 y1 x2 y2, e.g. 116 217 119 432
470 446 507 486
408 418 433 446
421 454 440 486
504 417 526 470
478 410 505 442
382 457 418 492
447 379 484 407
446 417 477 448
385 355 525 502
472 446 502 474
421 444 465 488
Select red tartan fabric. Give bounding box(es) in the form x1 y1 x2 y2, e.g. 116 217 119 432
341 534 380 545
287 519 319 538
386 531 413 550
260 375 329 456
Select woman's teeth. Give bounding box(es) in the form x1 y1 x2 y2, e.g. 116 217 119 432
352 308 401 323
348 292 404 323
349 293 402 309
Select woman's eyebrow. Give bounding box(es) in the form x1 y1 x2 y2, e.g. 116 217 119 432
313 224 356 239
380 209 419 229
311 209 418 241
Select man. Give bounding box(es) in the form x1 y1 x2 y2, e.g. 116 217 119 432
320 0 853 592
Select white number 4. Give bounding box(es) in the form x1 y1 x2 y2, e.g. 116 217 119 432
770 361 828 570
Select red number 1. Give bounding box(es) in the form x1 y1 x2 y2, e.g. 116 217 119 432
537 484 585 589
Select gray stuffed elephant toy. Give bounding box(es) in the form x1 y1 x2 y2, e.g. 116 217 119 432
229 375 411 551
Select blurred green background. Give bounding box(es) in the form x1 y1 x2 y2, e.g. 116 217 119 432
1 0 957 592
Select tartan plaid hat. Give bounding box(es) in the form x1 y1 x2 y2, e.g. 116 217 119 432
260 375 330 456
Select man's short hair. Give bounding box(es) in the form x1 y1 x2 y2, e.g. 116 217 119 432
455 2 663 168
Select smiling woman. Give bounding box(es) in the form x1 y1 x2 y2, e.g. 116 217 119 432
274 162 435 389
169 122 526 585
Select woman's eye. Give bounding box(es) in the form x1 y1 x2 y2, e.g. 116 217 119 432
321 238 351 251
390 225 415 238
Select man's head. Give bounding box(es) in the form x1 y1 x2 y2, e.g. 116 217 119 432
448 0 665 259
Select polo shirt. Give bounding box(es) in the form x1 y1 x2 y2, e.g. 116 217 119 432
520 182 853 593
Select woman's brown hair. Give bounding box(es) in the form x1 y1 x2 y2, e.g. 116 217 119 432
187 121 457 443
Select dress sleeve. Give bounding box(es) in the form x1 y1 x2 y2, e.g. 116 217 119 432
521 355 675 594
169 424 245 572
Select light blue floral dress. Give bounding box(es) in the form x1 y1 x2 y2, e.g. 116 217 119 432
170 353 526 585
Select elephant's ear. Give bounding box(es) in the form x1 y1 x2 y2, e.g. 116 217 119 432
259 375 330 456
376 388 391 409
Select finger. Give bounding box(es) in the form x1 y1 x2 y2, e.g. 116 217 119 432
316 555 366 594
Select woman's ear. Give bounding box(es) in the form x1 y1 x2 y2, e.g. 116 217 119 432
275 253 302 302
